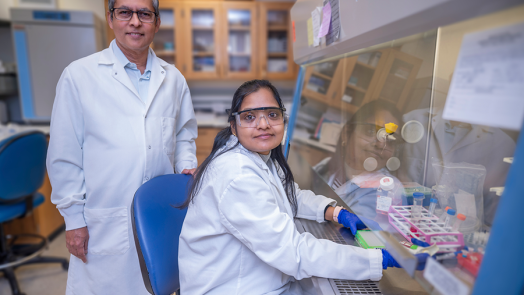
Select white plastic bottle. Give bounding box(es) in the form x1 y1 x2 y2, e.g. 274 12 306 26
376 177 395 215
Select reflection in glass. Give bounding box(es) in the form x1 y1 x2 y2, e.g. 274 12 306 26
313 100 406 221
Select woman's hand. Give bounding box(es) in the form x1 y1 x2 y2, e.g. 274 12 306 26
337 209 382 235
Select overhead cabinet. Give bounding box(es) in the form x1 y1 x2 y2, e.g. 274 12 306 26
104 0 296 80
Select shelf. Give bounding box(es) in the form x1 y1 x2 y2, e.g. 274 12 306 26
229 52 251 57
268 25 288 31
310 71 332 81
192 25 214 30
159 26 174 30
388 73 409 80
193 51 215 57
229 25 250 31
155 50 176 57
356 61 376 70
346 83 367 93
267 52 288 58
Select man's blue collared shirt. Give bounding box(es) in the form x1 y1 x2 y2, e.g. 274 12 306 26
112 42 152 103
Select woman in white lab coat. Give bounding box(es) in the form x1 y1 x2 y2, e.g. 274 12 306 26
178 80 401 295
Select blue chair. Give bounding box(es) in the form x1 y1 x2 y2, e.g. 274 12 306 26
132 174 192 295
0 131 69 295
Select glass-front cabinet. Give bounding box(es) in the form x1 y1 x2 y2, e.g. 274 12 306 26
259 2 295 80
222 2 258 79
289 4 524 293
183 2 221 79
152 6 179 66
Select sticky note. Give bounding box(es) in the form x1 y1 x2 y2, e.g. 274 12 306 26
307 18 314 46
318 2 331 38
311 7 321 46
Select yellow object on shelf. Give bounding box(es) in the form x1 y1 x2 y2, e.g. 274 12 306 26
385 123 398 134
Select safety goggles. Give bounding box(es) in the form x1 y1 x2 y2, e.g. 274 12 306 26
227 107 286 128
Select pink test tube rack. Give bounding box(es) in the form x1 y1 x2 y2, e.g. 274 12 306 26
388 205 464 253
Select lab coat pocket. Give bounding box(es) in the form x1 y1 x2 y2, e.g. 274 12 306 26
161 117 177 155
84 207 129 255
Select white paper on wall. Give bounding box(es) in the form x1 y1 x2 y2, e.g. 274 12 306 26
442 22 524 131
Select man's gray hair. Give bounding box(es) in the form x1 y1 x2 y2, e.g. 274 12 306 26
108 0 160 19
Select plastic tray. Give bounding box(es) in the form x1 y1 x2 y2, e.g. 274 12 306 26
388 205 464 253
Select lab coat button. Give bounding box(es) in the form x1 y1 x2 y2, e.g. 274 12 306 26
148 145 151 149
161 71 164 74
145 177 149 181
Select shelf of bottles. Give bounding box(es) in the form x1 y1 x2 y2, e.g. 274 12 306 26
153 9 175 64
192 9 215 72
227 9 252 73
266 10 289 74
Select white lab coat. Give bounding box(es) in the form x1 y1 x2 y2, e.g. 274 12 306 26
47 42 197 295
179 136 383 295
398 108 516 225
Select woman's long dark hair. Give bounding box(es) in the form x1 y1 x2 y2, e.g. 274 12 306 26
179 80 298 216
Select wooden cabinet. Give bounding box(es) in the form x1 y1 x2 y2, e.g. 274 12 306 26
258 2 295 80
104 1 296 81
182 2 223 79
221 2 258 79
302 49 422 113
151 2 183 68
195 127 222 165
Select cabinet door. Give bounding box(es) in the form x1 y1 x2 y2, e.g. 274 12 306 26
152 3 182 69
330 50 390 113
302 59 343 104
370 50 422 110
258 3 295 80
182 2 222 79
221 2 258 79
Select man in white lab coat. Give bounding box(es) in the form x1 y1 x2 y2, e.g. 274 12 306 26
46 0 197 294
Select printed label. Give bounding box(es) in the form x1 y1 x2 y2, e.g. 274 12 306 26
376 196 392 212
423 257 470 295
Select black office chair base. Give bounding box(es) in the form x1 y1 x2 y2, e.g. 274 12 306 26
0 229 69 295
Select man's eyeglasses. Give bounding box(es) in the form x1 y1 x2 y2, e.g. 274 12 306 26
111 8 157 23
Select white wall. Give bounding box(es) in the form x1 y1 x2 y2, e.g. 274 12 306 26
0 0 105 21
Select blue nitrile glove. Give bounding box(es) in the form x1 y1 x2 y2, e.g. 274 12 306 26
337 209 382 235
381 249 401 269
381 248 430 270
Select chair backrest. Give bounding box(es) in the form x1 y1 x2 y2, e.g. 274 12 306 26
0 131 47 202
131 173 192 295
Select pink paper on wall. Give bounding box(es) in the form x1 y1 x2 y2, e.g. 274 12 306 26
317 2 331 38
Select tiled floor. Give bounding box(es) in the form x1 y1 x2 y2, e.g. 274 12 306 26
0 232 69 295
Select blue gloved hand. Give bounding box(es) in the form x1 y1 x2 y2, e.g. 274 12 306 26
381 248 430 270
381 249 401 269
337 209 382 235
411 238 431 247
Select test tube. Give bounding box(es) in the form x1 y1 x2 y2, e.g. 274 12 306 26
452 214 466 232
444 209 456 228
437 206 452 223
428 198 438 217
411 192 425 220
